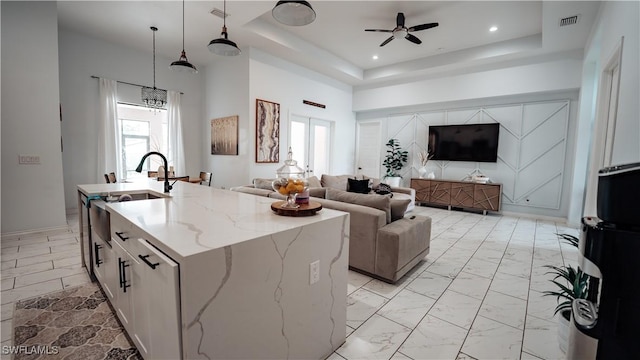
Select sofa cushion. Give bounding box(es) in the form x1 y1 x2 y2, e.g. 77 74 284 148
253 178 275 190
347 178 370 194
307 176 322 188
390 199 411 221
363 175 381 188
326 188 391 224
308 187 326 198
321 174 351 190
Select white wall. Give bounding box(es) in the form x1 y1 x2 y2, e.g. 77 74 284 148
1 1 67 233
203 51 251 188
582 1 640 216
249 49 356 179
204 48 355 189
601 2 639 165
58 29 204 212
353 58 583 112
357 92 579 220
352 49 585 220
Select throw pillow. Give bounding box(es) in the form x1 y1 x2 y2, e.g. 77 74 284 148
373 183 393 196
347 178 370 194
321 174 351 190
390 199 411 222
325 188 391 224
363 175 381 188
307 176 322 188
253 178 275 190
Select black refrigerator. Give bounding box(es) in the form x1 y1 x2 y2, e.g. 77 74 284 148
568 162 640 359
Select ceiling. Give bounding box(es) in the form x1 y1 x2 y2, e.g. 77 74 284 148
56 1 601 86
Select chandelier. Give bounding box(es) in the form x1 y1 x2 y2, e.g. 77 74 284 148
142 26 167 109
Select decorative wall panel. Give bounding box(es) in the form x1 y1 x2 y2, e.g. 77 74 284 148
383 100 570 211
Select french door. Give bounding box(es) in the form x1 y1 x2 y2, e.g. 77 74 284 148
290 115 331 179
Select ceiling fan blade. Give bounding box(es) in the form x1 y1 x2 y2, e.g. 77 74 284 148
365 29 393 33
396 12 405 28
405 33 422 45
380 36 395 47
408 23 439 32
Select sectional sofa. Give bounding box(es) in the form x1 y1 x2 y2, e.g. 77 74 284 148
230 175 431 283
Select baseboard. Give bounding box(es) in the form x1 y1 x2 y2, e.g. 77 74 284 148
1 224 71 237
501 210 569 225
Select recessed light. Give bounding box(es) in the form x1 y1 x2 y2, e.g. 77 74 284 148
489 26 498 32
372 55 378 60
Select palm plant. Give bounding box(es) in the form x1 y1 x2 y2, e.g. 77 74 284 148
382 139 408 178
543 233 589 318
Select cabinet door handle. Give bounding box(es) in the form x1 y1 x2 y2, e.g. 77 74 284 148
118 257 123 288
118 257 131 292
94 243 103 267
115 232 128 241
138 254 159 269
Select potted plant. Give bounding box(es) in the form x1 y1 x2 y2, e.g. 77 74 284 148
382 139 408 187
543 233 589 353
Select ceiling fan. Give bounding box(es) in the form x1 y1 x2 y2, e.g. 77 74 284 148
365 12 439 47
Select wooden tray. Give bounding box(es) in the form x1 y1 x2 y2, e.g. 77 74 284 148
271 201 322 217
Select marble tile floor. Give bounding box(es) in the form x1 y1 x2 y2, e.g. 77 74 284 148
1 207 577 360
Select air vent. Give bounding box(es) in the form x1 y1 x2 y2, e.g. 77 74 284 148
210 7 228 19
559 15 579 27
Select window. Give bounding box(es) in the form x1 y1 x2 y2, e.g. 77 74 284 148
117 104 167 179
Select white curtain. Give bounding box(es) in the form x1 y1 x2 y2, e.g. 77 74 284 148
167 91 186 176
97 78 122 182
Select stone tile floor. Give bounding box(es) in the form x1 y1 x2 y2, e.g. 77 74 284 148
1 207 576 359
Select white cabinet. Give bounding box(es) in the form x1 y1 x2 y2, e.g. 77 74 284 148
111 239 137 334
91 229 116 301
108 214 182 359
136 239 181 360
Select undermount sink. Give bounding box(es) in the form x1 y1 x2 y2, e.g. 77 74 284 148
91 192 166 243
105 191 167 202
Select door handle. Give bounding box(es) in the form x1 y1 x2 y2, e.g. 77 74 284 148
139 254 159 269
115 232 128 241
118 257 123 288
118 257 130 292
94 243 103 267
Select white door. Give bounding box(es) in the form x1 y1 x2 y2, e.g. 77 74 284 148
290 115 331 179
356 121 382 178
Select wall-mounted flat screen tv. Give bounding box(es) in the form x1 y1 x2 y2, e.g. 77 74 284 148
428 123 500 162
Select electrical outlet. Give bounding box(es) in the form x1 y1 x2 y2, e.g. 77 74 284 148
309 260 320 285
18 155 40 165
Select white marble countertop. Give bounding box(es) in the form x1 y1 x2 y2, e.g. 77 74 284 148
78 180 346 259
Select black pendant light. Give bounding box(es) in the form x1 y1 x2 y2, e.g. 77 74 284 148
170 0 197 73
208 0 241 56
272 1 316 26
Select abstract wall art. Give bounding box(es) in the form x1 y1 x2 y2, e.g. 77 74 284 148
255 99 280 163
211 115 239 155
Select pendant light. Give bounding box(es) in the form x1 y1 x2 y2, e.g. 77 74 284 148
272 1 316 26
208 0 241 56
170 0 197 73
141 27 167 109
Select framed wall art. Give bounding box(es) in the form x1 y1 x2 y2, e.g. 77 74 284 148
255 99 280 163
211 115 239 155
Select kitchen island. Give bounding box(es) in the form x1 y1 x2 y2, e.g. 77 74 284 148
78 180 349 359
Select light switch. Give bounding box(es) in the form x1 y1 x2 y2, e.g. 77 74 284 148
19 155 40 165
